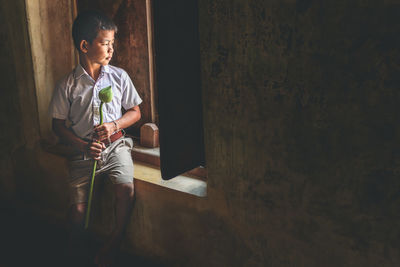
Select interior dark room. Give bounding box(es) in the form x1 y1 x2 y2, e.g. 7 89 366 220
1 0 399 266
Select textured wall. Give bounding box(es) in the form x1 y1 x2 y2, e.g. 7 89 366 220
25 0 76 139
200 0 400 266
0 0 39 203
0 0 71 218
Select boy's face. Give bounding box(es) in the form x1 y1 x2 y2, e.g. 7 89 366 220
84 30 115 66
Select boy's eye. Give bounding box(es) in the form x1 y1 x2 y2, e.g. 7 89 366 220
102 42 113 47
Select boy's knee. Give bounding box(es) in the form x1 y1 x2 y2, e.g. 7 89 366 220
69 203 86 226
115 182 134 200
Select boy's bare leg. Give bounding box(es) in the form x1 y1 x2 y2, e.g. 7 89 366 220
95 182 134 267
66 203 88 266
68 203 86 227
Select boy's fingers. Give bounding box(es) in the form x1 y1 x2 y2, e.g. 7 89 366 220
90 140 104 146
89 151 101 157
92 148 102 154
94 124 107 131
91 142 103 149
95 123 112 132
89 150 101 160
94 123 115 142
87 141 106 160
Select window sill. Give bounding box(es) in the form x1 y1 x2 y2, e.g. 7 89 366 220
131 139 207 180
133 161 207 197
131 138 207 197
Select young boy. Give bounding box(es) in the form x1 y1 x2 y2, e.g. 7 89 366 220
49 10 142 266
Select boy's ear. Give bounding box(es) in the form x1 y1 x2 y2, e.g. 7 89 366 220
80 40 88 53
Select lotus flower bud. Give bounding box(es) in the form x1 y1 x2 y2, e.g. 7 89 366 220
85 85 114 229
99 85 113 103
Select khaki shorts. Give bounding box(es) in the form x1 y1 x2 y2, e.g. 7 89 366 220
67 137 134 204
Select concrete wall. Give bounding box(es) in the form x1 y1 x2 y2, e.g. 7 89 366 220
1 0 400 266
25 0 76 139
0 0 40 204
199 1 400 266
0 0 72 218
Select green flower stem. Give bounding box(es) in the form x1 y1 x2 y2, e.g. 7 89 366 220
100 101 104 125
85 159 97 229
85 101 104 229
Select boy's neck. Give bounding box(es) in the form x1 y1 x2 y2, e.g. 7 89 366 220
79 56 102 81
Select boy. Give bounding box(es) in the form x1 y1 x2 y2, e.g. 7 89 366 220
49 10 142 266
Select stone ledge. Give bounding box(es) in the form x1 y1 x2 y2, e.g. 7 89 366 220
131 141 207 179
133 161 207 197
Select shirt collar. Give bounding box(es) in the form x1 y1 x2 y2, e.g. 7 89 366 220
74 64 111 79
74 64 86 79
102 64 110 74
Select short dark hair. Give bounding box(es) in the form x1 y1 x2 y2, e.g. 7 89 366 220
72 10 118 51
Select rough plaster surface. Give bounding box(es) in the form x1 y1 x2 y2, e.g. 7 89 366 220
0 0 72 217
0 0 39 203
200 1 400 266
25 0 76 139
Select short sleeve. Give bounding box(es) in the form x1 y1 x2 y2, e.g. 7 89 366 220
121 71 142 110
49 79 70 120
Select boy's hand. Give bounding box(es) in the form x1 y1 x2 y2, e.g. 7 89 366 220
87 141 106 160
93 122 116 142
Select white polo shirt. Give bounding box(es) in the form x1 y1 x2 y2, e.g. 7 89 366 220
49 64 142 139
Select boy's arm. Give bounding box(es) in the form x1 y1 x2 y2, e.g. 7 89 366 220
93 105 141 141
52 119 104 160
